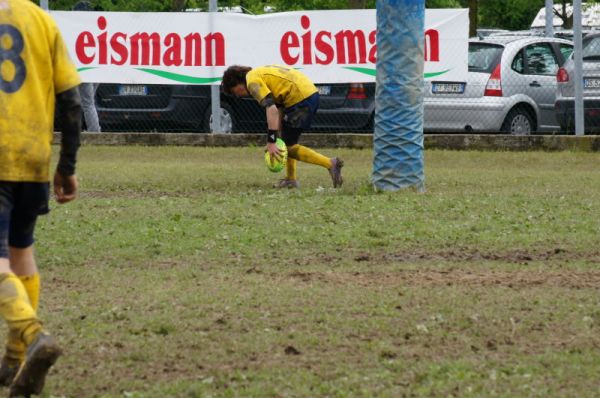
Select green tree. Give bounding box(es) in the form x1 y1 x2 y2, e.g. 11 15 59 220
47 0 168 11
46 0 203 10
42 0 599 30
552 0 599 29
468 0 477 37
171 0 186 10
426 0 461 6
478 0 541 30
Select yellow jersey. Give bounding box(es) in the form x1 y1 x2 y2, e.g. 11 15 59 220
0 0 80 182
246 65 317 109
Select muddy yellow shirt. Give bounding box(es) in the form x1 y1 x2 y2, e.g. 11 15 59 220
0 0 80 182
246 65 317 109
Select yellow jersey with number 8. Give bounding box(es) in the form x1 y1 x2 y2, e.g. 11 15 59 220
0 0 80 182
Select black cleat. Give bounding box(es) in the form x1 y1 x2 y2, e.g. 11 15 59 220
0 356 20 387
328 157 344 188
9 333 62 398
274 179 299 189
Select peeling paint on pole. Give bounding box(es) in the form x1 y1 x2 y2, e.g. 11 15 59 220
372 0 425 192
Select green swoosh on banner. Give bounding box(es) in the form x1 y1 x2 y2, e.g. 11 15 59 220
343 67 377 76
79 66 449 81
424 70 451 78
343 67 451 79
136 68 221 83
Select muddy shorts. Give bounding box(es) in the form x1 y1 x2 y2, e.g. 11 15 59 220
0 182 50 258
281 93 319 146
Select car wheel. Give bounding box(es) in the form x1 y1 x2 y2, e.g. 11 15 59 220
501 108 535 135
203 102 235 133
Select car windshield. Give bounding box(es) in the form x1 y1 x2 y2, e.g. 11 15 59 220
468 43 503 73
582 36 600 61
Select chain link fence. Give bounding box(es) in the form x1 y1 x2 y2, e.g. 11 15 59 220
51 6 598 135
90 82 375 133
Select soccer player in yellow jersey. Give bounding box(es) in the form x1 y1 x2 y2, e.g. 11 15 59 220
0 0 82 396
222 65 343 188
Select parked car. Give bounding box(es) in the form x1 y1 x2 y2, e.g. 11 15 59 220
488 28 596 41
96 84 212 132
424 36 574 134
555 32 600 133
487 30 542 39
476 28 509 39
94 82 374 133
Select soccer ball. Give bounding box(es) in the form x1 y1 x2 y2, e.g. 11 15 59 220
264 138 288 172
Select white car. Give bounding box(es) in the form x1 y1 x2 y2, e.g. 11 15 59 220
555 32 600 133
424 36 574 134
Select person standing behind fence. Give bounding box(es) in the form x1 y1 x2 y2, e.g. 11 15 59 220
0 0 82 396
79 82 100 132
73 0 101 133
222 65 344 189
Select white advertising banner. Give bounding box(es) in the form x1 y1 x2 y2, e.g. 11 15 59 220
51 9 468 85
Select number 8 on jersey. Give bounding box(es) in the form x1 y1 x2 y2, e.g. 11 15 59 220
0 24 26 93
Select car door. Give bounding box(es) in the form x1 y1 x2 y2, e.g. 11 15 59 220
521 42 564 130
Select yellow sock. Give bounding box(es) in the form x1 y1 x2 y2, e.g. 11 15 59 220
5 329 24 364
19 273 40 312
285 158 297 180
288 145 332 169
4 274 41 363
0 274 41 350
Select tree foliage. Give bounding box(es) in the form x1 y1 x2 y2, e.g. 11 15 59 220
48 0 205 11
426 0 461 7
477 0 544 30
44 0 598 32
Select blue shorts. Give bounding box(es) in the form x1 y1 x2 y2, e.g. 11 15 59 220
281 92 319 146
0 182 49 259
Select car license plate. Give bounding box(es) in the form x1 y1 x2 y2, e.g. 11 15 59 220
118 85 148 96
318 85 331 95
584 78 600 89
432 82 466 94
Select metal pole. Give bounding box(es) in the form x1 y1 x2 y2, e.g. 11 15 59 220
40 0 48 10
545 0 554 37
573 0 585 136
209 0 222 133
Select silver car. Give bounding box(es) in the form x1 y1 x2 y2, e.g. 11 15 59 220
555 33 600 133
425 36 573 134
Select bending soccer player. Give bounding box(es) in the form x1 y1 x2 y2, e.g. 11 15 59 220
0 0 82 396
222 65 344 188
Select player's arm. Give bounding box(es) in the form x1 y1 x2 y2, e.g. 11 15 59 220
260 94 282 158
247 79 280 152
54 87 82 204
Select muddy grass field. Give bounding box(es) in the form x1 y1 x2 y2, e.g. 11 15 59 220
9 146 600 397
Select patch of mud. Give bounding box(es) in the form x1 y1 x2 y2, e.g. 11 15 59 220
289 248 600 268
286 268 600 289
79 190 192 199
381 247 597 264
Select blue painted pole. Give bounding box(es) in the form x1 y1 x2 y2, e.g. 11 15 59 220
372 0 425 192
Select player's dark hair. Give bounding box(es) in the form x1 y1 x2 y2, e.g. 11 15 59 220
221 65 252 95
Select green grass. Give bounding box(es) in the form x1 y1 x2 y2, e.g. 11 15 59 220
10 146 600 397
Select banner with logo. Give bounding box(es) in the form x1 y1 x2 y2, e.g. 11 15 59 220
51 9 468 85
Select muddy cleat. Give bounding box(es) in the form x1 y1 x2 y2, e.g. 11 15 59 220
0 356 20 387
9 333 62 398
328 157 344 188
274 179 299 189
